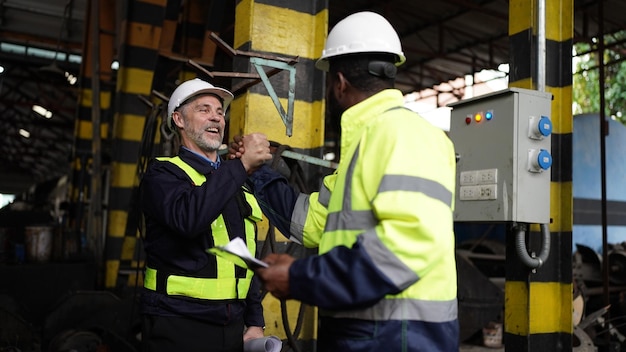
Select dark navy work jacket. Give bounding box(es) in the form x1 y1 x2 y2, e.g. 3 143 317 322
139 148 264 327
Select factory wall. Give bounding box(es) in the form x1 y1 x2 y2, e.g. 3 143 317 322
572 113 626 252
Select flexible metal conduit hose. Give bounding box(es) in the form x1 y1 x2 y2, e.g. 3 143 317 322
515 223 551 269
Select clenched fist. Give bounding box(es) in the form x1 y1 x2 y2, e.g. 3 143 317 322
235 133 272 174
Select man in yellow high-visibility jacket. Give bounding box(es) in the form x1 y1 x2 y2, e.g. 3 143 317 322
231 11 458 352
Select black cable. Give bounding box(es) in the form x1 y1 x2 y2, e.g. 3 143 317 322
280 299 302 352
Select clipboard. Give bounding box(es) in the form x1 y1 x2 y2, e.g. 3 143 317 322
207 237 268 270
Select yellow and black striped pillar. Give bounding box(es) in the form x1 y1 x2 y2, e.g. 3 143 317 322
105 0 167 289
232 0 327 346
506 0 573 350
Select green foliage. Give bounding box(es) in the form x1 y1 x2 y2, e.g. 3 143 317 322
573 30 626 124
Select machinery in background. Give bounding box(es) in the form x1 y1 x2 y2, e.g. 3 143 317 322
573 243 626 351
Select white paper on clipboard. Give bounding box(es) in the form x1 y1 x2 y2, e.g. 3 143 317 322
207 237 268 270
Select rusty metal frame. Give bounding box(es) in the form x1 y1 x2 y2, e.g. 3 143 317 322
184 33 299 136
158 34 335 168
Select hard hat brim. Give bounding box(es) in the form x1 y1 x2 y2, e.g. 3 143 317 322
315 58 330 72
166 80 235 131
179 87 234 111
315 54 406 72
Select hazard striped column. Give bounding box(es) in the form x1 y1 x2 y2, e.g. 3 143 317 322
104 0 167 289
232 0 327 346
506 0 573 350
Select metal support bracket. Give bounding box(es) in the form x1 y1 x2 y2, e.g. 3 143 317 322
157 33 299 137
250 57 296 136
280 150 338 170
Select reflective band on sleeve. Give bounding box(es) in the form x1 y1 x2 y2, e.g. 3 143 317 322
289 193 309 243
318 184 331 207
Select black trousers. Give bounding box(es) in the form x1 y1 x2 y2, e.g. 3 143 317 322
142 314 244 352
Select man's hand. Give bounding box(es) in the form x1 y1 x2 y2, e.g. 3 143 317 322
228 134 245 160
235 133 272 174
243 326 264 342
256 253 296 300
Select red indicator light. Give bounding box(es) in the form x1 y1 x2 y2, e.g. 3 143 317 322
474 112 483 123
465 116 472 125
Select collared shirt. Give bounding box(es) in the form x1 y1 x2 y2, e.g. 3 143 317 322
181 146 221 169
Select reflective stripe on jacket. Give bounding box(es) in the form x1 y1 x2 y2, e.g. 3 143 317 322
144 156 262 300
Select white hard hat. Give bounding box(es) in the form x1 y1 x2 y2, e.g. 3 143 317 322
316 11 406 71
166 78 234 129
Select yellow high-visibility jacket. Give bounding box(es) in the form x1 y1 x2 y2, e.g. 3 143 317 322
250 89 458 351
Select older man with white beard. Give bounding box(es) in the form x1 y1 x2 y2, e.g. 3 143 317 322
139 78 272 352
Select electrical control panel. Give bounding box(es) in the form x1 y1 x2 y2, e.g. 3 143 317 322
448 88 553 223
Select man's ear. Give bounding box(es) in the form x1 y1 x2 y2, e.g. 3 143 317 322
334 72 351 98
171 111 185 129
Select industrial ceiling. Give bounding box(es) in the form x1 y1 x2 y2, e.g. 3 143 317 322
0 0 625 195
